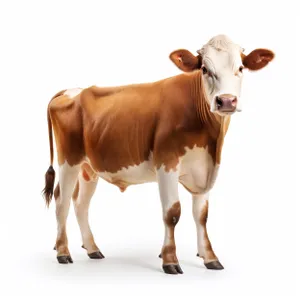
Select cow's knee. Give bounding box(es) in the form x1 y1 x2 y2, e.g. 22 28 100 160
164 202 181 227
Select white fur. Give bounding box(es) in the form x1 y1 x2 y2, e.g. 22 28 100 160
86 146 219 195
98 158 156 187
157 166 179 211
156 166 180 247
64 88 82 98
197 35 244 113
192 194 207 257
73 172 99 253
79 147 218 259
192 194 216 263
56 162 80 252
179 146 219 194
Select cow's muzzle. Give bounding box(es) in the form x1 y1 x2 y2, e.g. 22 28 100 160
215 94 237 113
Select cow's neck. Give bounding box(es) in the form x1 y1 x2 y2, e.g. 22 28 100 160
189 71 231 164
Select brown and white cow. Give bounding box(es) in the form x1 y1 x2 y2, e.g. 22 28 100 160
43 35 274 274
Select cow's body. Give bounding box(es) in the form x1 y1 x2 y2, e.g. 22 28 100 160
50 73 226 194
43 35 274 274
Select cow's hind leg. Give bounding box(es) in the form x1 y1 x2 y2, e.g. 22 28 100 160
72 172 104 259
54 162 80 263
192 194 224 270
157 166 183 275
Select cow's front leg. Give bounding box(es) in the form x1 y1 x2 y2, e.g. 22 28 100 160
157 166 183 275
192 194 224 270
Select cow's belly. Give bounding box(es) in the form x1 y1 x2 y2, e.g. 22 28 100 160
82 146 218 194
97 159 157 191
179 146 219 195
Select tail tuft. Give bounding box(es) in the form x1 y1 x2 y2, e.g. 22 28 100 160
42 166 56 207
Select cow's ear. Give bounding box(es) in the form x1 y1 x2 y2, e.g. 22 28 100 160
169 49 201 72
242 48 274 71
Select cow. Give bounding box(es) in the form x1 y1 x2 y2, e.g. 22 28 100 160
43 34 274 274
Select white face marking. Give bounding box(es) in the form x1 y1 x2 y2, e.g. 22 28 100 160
198 35 244 114
64 88 82 98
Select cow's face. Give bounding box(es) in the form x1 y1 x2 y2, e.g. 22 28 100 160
170 35 274 116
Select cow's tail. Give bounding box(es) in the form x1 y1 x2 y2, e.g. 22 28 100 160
42 107 55 207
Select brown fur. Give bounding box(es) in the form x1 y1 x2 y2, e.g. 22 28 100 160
82 170 90 182
169 49 202 72
161 202 181 265
199 201 217 261
81 162 97 181
72 181 79 201
42 166 55 207
55 228 69 256
164 202 181 227
200 201 209 226
54 183 60 199
46 71 226 176
162 245 178 265
49 94 85 166
44 47 273 202
42 90 67 207
242 49 275 71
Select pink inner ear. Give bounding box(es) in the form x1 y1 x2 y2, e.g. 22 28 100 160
178 56 182 63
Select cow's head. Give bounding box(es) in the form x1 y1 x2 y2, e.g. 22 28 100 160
170 34 274 116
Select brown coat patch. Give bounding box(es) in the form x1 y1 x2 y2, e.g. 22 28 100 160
54 183 60 199
55 228 69 256
241 48 275 71
161 202 181 265
199 200 217 261
48 93 85 166
162 244 178 265
164 202 181 228
200 201 208 226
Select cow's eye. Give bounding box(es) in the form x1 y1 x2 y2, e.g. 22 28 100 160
239 66 244 73
201 66 208 74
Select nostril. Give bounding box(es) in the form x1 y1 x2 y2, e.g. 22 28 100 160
232 98 237 107
216 97 223 108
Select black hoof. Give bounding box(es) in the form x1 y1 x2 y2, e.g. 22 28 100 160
204 261 224 270
57 255 73 264
88 251 105 259
196 253 199 257
163 264 183 275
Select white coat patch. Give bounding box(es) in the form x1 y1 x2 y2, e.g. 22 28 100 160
83 147 218 194
98 159 156 188
64 88 82 98
179 146 219 194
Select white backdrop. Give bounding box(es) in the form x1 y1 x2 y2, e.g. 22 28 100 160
0 0 299 299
